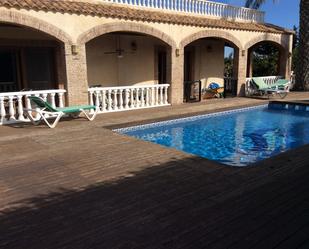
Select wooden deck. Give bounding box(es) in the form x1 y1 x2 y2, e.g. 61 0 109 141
1 93 309 249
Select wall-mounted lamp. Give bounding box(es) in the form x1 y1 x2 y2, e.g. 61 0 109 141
131 41 137 52
241 50 246 56
175 48 180 57
71 45 79 55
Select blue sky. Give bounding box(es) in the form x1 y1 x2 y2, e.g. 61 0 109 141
216 0 299 29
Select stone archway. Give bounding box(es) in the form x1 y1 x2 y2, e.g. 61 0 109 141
244 34 288 51
77 22 179 104
77 22 176 48
245 34 289 78
0 9 73 99
179 30 243 50
0 8 73 43
179 30 244 99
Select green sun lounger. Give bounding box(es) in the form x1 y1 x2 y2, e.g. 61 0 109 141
24 96 98 128
252 77 290 99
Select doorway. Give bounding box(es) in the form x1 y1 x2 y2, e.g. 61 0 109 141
158 50 167 84
0 47 56 92
184 48 194 82
24 48 56 90
0 50 19 92
184 47 200 102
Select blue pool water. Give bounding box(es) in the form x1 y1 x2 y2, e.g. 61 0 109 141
116 105 309 166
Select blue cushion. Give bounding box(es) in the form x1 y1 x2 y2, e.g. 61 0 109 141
209 83 220 89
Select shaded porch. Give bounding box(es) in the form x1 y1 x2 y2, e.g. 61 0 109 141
0 23 66 92
0 23 68 124
183 37 239 103
85 31 173 112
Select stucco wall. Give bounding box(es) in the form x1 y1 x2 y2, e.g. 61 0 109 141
190 39 225 89
86 34 226 88
0 26 53 40
86 34 167 86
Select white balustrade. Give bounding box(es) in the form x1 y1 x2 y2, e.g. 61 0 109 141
130 89 135 108
140 88 144 107
88 84 170 113
246 76 282 87
125 89 129 109
113 90 118 110
0 89 66 125
0 97 5 124
17 95 24 121
245 76 283 96
8 96 15 121
100 0 265 22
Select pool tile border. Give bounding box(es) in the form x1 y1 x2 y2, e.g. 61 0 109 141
114 104 268 133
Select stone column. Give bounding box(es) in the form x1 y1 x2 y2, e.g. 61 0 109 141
247 49 253 78
55 45 67 90
169 47 184 105
235 49 247 96
64 43 89 106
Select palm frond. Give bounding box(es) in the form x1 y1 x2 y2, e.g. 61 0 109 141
245 0 257 8
245 0 275 9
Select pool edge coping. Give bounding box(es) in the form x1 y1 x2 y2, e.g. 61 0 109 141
114 104 268 133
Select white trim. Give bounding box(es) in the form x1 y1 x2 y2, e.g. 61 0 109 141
0 89 66 97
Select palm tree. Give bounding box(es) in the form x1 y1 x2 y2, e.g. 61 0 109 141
245 0 272 9
245 0 308 90
297 0 309 90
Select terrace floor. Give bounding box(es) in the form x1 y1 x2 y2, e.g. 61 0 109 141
1 93 309 249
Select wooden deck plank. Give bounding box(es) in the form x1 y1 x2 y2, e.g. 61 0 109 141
274 225 309 249
1 93 309 248
165 165 309 249
296 237 309 249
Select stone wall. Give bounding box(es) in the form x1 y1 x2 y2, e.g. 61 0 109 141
0 6 293 105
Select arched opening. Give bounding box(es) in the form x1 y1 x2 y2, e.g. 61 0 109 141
86 31 171 88
183 37 239 102
0 23 66 92
224 43 238 97
246 41 284 78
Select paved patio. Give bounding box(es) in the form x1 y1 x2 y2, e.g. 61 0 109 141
1 93 309 249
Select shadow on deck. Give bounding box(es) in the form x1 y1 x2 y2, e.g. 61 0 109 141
1 155 309 249
1 92 309 249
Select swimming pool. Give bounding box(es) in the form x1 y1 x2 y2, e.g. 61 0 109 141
115 104 309 166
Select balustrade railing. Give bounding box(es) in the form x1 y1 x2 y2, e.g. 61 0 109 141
101 0 265 22
246 76 282 86
0 89 66 125
88 84 170 113
245 76 283 96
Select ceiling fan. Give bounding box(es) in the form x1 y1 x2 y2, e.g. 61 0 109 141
104 49 124 58
104 35 136 58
